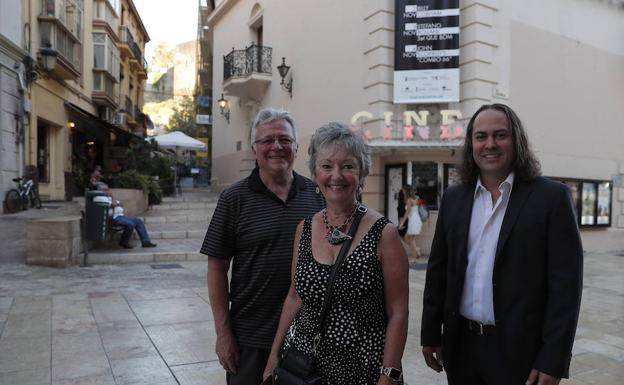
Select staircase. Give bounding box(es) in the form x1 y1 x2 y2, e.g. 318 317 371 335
87 189 219 264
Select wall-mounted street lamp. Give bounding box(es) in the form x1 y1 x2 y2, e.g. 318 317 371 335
277 57 293 98
23 46 58 85
217 93 230 124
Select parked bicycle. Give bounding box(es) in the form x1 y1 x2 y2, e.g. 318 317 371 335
4 177 42 213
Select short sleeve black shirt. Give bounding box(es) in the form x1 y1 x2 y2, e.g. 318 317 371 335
201 168 325 348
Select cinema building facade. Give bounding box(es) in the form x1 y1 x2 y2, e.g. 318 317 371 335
203 0 624 252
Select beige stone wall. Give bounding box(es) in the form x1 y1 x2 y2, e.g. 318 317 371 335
210 0 371 186
109 188 148 217
27 216 83 267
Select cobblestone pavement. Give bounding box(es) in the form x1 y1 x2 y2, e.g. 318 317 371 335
0 252 622 385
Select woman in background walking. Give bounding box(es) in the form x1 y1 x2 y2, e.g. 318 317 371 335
398 184 422 259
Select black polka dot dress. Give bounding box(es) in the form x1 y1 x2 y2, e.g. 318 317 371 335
283 216 392 385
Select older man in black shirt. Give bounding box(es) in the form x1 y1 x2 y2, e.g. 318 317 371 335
201 108 324 385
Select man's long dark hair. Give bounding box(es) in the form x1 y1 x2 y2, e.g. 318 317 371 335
459 103 541 184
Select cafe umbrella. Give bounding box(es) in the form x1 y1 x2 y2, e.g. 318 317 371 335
148 131 207 194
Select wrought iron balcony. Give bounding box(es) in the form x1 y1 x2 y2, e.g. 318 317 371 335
124 96 136 123
118 26 135 59
224 43 272 81
222 43 272 99
131 42 142 64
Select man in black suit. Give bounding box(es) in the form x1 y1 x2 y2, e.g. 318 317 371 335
421 104 583 385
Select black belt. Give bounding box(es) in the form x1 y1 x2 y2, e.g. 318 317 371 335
461 316 496 336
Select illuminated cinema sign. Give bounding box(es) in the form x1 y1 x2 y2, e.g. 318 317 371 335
350 109 464 142
394 0 460 103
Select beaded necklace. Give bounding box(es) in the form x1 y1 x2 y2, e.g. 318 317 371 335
322 203 359 245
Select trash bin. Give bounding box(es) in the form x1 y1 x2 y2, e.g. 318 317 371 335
85 190 109 241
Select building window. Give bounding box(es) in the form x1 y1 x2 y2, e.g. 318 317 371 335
93 32 120 80
41 0 83 38
552 178 612 227
94 0 119 31
39 0 84 72
106 0 121 15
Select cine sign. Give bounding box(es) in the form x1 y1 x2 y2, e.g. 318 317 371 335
195 114 212 125
350 109 464 141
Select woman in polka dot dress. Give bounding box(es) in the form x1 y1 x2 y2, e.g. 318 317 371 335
263 122 409 385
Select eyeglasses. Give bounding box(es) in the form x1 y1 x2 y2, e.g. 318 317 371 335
253 135 296 147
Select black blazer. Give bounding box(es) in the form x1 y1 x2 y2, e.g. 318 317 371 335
421 176 583 379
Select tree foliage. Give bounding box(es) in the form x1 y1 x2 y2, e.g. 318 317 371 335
151 42 175 70
168 96 196 137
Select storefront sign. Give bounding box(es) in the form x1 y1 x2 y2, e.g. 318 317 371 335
195 114 212 125
195 137 209 158
196 96 211 108
394 0 460 103
350 109 464 142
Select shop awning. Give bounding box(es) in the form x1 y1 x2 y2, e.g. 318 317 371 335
65 102 140 143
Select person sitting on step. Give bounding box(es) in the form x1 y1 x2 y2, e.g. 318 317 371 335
95 188 157 249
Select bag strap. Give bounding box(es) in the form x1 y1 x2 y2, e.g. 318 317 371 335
312 204 367 352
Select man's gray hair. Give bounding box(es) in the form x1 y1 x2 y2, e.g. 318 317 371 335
250 107 297 143
307 122 371 187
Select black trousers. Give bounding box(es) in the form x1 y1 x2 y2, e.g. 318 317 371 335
226 345 270 385
445 327 529 385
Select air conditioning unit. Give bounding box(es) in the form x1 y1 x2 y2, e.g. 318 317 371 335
99 107 113 122
113 112 126 127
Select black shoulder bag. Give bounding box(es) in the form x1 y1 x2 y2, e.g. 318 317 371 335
273 206 367 385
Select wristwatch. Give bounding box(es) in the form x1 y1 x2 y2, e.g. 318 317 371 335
380 366 403 382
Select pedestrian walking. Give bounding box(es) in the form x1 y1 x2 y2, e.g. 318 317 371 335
398 184 423 259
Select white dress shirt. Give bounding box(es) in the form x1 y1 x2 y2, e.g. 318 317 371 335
93 196 124 219
459 172 514 324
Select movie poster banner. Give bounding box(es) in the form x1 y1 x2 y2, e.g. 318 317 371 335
394 0 460 103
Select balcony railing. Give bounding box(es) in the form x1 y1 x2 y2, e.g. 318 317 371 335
125 96 133 116
131 42 142 64
223 43 272 81
119 25 135 45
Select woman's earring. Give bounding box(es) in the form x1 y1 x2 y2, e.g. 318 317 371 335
358 185 363 194
315 186 320 194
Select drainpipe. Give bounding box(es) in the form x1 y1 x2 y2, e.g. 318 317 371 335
14 62 27 178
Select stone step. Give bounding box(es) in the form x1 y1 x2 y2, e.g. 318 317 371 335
87 239 205 265
161 195 219 203
144 221 207 237
144 228 205 240
140 211 212 224
101 228 204 241
150 201 218 211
